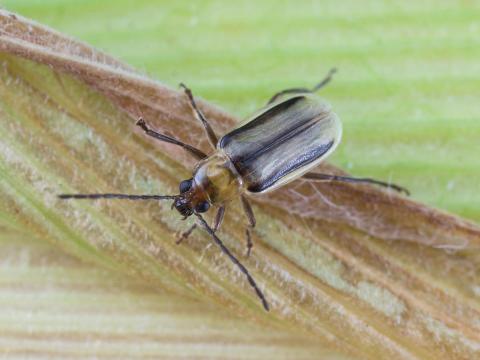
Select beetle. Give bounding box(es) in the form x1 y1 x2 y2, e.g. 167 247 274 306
59 69 408 311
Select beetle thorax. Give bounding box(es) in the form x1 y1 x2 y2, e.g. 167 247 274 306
193 151 243 204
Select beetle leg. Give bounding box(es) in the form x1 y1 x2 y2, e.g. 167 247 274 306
195 213 270 311
267 68 337 104
176 224 197 244
241 195 256 257
136 118 208 160
245 229 253 258
213 205 226 232
177 206 225 245
179 83 219 148
303 172 410 196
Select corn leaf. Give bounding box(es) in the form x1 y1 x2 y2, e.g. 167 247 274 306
1 8 480 360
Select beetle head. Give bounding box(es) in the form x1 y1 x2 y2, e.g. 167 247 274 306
174 178 211 218
173 195 194 218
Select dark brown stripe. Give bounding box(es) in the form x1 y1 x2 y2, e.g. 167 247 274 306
219 95 306 148
247 139 334 192
236 114 319 166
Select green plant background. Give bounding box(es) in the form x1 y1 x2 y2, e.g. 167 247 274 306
4 0 480 223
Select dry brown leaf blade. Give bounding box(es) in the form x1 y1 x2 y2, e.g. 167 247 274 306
1 10 480 360
2 10 479 250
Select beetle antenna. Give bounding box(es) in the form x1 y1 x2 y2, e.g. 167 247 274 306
58 193 177 200
194 213 270 311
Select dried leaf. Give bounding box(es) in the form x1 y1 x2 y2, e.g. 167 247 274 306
1 10 479 360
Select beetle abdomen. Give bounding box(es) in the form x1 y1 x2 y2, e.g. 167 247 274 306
218 94 341 193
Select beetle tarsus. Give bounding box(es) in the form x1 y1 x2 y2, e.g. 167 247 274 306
311 67 337 92
241 195 256 257
245 228 253 258
267 67 338 104
136 117 146 128
176 224 197 244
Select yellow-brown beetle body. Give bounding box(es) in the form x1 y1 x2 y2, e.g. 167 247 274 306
59 70 408 311
175 93 342 218
174 152 243 217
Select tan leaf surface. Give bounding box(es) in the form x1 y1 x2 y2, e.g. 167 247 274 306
1 10 479 360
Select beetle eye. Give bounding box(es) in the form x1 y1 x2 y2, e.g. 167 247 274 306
179 179 193 193
195 201 210 213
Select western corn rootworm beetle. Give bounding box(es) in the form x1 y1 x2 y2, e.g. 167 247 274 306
59 69 408 311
